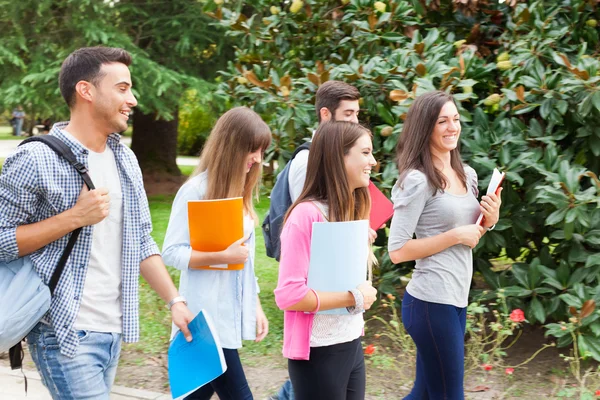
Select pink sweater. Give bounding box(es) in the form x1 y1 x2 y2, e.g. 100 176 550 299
274 202 325 360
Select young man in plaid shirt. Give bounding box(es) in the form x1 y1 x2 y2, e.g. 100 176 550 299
0 47 193 399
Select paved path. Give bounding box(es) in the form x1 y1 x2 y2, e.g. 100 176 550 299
0 366 170 400
0 137 199 167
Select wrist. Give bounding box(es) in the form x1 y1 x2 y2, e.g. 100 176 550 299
61 208 82 230
219 249 231 264
347 289 364 315
445 229 461 246
485 223 496 231
167 295 187 310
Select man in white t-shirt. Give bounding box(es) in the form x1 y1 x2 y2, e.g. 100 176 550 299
0 47 194 399
287 80 361 202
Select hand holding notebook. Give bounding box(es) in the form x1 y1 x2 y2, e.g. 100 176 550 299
168 310 227 399
188 197 245 270
476 168 505 226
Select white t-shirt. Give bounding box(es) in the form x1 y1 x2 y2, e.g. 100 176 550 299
67 133 124 333
287 149 310 202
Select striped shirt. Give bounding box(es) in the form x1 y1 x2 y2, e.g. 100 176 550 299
0 122 159 357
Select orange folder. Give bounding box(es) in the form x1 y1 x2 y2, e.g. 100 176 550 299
188 197 244 270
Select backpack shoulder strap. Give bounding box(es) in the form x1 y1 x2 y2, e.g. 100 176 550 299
291 141 311 160
20 136 95 190
18 135 96 294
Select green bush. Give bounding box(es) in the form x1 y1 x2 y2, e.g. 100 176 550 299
177 83 228 156
210 0 600 358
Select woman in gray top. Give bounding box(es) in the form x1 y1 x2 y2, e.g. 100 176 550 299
388 91 502 399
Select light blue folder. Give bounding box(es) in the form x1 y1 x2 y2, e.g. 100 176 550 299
168 310 227 399
307 220 369 315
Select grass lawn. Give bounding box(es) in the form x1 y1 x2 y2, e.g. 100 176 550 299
129 189 284 363
0 125 17 139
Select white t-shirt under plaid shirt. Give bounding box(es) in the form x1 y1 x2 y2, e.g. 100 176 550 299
0 122 160 358
63 130 125 334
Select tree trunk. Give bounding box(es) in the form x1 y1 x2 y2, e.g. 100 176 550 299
131 109 184 194
131 109 180 175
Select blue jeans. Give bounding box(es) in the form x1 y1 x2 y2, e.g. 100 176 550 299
26 322 122 399
185 348 252 400
13 118 23 136
402 291 467 400
277 379 295 400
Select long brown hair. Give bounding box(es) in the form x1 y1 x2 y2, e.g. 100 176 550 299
191 107 271 219
286 121 372 223
395 91 466 193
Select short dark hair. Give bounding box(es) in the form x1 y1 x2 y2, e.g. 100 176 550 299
315 81 360 123
59 47 132 108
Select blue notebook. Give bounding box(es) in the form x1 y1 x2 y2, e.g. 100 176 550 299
307 220 370 315
168 310 227 399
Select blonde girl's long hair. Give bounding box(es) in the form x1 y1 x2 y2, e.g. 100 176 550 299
191 107 272 220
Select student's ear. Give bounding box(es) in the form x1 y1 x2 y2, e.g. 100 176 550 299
319 107 332 122
75 81 94 104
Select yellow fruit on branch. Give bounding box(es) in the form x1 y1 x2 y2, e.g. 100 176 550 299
496 60 513 71
496 52 510 62
374 1 386 12
483 93 502 106
290 0 304 13
380 126 393 137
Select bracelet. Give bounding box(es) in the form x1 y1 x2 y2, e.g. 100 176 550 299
310 289 321 314
167 296 187 310
346 288 364 315
486 224 496 231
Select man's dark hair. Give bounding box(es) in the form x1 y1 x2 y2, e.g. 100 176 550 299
59 47 132 108
315 80 360 123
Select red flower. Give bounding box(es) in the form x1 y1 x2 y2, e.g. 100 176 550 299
482 364 493 371
505 368 514 375
510 309 525 323
595 389 600 396
364 344 376 355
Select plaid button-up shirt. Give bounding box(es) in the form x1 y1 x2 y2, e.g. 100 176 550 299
0 122 160 357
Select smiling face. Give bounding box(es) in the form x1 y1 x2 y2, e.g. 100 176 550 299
344 132 376 191
429 101 461 156
245 148 263 173
91 62 137 133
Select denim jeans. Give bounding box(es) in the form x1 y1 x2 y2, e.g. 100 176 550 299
402 291 467 400
26 322 122 400
277 379 295 400
185 348 252 400
13 119 23 136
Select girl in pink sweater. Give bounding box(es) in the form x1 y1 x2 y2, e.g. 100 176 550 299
274 121 378 400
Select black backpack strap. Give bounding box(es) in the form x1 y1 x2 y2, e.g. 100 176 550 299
291 141 311 159
21 136 95 191
19 136 96 294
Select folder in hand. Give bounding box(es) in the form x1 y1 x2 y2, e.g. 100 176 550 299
188 197 244 270
368 181 394 230
476 168 505 226
168 310 227 399
307 220 370 315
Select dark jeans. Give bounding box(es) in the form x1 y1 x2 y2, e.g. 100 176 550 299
185 348 252 400
288 338 365 400
402 291 467 400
